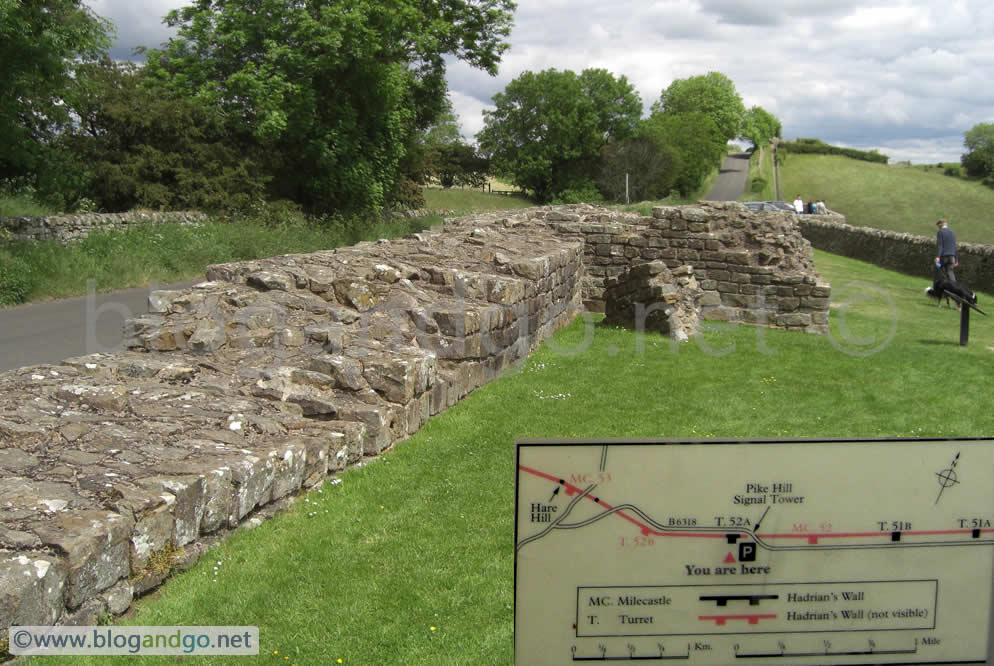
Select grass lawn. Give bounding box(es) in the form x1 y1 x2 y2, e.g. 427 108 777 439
778 154 994 243
35 249 994 665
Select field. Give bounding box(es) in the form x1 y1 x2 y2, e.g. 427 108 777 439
32 249 994 666
777 154 994 243
422 186 533 215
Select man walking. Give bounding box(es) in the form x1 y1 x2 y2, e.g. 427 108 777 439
935 218 958 282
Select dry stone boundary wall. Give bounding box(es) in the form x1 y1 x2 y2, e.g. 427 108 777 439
0 202 829 637
0 209 447 245
798 215 994 296
0 212 207 244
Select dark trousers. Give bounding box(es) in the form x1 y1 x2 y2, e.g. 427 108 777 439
940 255 957 283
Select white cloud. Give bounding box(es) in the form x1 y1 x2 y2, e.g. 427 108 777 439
85 0 994 163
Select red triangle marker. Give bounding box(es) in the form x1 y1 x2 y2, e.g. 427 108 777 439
723 552 735 563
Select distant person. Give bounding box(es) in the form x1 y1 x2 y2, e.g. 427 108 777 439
816 200 827 214
807 200 817 214
935 218 958 283
793 195 804 214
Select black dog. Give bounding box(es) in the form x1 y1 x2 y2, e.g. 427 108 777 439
926 278 978 307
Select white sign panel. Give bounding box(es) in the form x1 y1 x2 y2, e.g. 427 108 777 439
514 439 994 664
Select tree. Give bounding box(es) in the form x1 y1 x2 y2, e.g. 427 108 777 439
740 106 782 150
0 0 112 189
640 112 727 198
597 137 678 203
651 72 745 144
61 59 269 212
961 122 994 179
411 106 489 188
477 68 641 202
145 0 515 213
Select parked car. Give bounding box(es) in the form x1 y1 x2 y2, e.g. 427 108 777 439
742 201 796 213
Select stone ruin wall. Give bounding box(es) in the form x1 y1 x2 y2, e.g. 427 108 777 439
0 202 829 636
453 202 831 334
0 212 207 245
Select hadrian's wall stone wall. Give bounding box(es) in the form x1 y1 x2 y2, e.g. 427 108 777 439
798 215 994 295
448 202 831 334
0 221 583 634
0 203 829 637
0 212 207 244
603 262 703 342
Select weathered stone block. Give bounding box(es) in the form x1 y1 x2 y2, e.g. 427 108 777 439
776 313 812 327
130 503 175 571
0 553 67 627
31 511 133 609
138 476 206 547
269 441 308 500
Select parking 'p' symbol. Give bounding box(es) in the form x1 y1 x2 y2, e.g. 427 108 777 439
738 542 757 562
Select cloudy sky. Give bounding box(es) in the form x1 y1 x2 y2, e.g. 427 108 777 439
89 0 994 164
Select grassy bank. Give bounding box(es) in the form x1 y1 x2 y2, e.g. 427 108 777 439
0 215 441 306
778 154 994 243
0 188 543 307
33 249 994 666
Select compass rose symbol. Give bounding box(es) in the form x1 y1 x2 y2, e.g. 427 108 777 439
934 452 960 504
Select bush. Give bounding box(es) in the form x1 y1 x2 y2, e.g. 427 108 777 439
550 180 604 205
943 164 962 177
0 254 34 306
242 199 307 228
389 176 427 211
750 177 767 193
780 138 888 164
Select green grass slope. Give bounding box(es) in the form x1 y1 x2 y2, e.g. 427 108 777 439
777 154 994 244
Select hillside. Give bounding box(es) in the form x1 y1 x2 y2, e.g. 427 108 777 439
777 154 994 245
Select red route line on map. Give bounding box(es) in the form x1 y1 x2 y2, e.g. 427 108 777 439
518 464 994 542
698 614 777 626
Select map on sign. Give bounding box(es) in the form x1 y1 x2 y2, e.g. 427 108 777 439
514 439 994 665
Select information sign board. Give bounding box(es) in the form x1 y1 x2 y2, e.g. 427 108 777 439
514 439 994 664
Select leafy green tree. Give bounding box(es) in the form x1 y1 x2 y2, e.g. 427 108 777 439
145 0 515 214
423 109 465 149
62 59 269 212
740 106 782 150
651 72 745 144
0 0 112 192
640 112 726 198
961 122 994 179
477 68 641 202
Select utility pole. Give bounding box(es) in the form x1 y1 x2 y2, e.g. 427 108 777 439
772 138 780 201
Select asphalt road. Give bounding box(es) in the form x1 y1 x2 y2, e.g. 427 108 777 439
0 280 199 372
704 152 751 201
